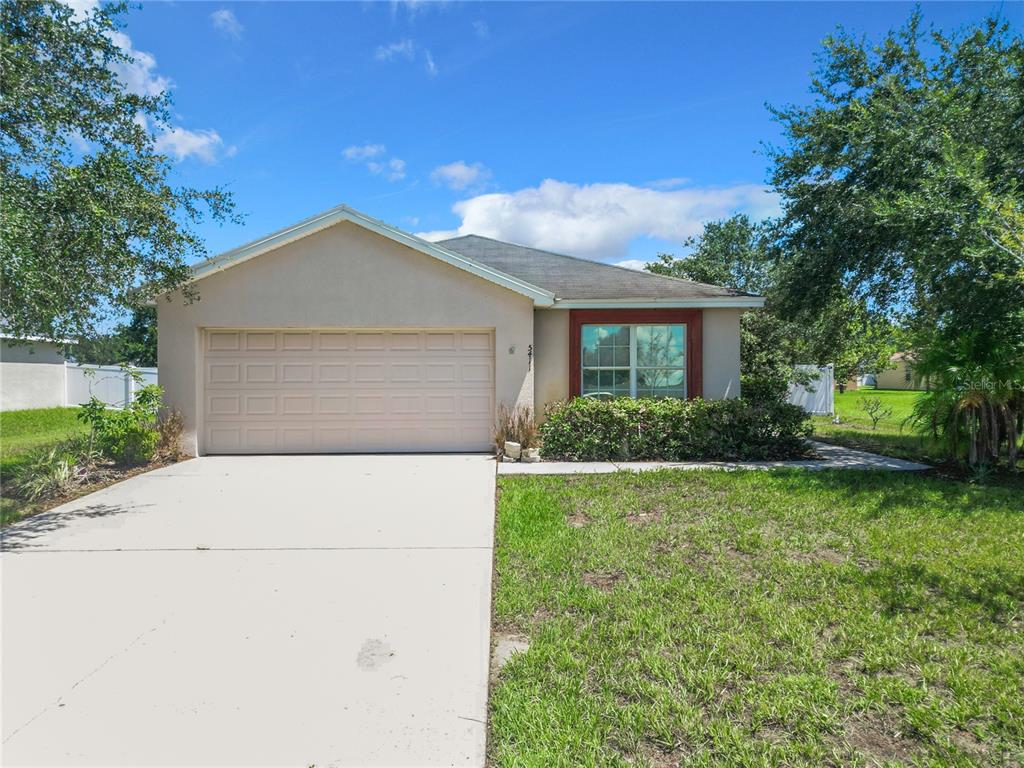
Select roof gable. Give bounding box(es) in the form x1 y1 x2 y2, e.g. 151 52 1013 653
188 205 555 306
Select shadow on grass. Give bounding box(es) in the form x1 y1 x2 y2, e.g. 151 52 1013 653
765 469 1024 519
0 502 150 551
857 560 1024 621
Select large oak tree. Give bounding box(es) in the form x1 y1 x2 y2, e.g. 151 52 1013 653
1 1 238 341
767 11 1023 465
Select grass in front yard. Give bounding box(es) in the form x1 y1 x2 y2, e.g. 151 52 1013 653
491 470 1024 767
1 407 88 474
812 388 943 464
1 407 90 525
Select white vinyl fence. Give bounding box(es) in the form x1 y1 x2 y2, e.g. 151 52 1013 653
65 364 158 409
787 364 834 416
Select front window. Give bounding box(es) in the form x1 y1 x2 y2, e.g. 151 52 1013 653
581 324 686 399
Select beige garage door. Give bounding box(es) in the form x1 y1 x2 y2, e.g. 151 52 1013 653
202 329 495 454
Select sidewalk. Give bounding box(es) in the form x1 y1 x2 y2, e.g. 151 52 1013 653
497 441 931 475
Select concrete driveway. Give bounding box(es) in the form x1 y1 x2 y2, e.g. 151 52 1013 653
1 455 496 767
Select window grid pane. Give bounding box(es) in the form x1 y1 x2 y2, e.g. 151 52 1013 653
581 323 687 399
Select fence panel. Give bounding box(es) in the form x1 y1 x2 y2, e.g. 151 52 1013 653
65 364 159 408
787 364 834 416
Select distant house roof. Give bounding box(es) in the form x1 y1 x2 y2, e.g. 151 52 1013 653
439 234 763 308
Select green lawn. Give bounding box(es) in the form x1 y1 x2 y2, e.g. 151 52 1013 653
491 470 1024 767
812 388 943 464
1 407 88 475
1 407 90 525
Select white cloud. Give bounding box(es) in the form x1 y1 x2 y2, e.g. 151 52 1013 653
108 30 172 97
370 157 407 181
211 9 243 40
60 2 231 163
343 143 387 161
645 177 690 190
374 38 438 75
65 0 99 20
344 144 405 181
154 127 226 163
375 39 416 62
472 20 489 39
613 259 649 271
430 160 491 191
418 179 781 260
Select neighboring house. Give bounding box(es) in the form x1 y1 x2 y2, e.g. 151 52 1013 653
0 336 69 411
156 205 764 456
875 351 928 390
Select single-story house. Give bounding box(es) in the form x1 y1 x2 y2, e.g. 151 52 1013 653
875 352 928 391
0 336 70 411
157 205 764 455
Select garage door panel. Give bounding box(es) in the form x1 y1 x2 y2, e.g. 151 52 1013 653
203 329 495 453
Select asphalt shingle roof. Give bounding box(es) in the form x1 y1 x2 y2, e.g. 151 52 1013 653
438 234 755 301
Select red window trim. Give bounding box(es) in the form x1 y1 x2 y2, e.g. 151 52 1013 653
569 309 703 399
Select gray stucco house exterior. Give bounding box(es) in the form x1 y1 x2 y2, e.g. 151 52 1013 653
156 205 763 455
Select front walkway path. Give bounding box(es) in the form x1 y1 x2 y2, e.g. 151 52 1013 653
2 454 496 767
498 440 931 475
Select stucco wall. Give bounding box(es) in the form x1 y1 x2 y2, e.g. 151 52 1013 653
875 361 926 390
0 340 67 411
533 309 570 415
531 307 744 412
157 221 535 455
701 308 744 399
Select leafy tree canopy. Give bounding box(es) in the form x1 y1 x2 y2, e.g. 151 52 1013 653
767 11 1023 376
74 306 156 367
0 1 239 342
647 214 899 389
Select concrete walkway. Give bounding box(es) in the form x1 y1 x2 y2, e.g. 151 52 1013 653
2 454 496 767
499 440 931 475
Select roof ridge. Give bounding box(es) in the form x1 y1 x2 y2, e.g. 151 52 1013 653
440 233 754 298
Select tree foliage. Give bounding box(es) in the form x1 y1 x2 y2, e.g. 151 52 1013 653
74 306 156 366
0 1 238 341
647 214 898 398
766 10 1023 466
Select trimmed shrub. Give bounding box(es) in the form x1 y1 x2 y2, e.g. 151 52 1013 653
539 397 812 462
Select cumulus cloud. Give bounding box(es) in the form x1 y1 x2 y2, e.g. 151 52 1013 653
375 39 416 62
107 30 172 97
644 177 689 190
344 144 406 181
417 179 781 260
430 160 491 191
60 2 231 162
154 127 227 163
371 157 407 181
211 9 243 40
472 20 489 39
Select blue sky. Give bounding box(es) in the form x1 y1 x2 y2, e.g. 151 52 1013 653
106 1 1015 268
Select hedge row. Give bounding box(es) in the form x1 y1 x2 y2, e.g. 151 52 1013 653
538 397 812 462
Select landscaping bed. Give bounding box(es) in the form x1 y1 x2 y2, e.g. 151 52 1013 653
490 470 1024 766
1 387 183 527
